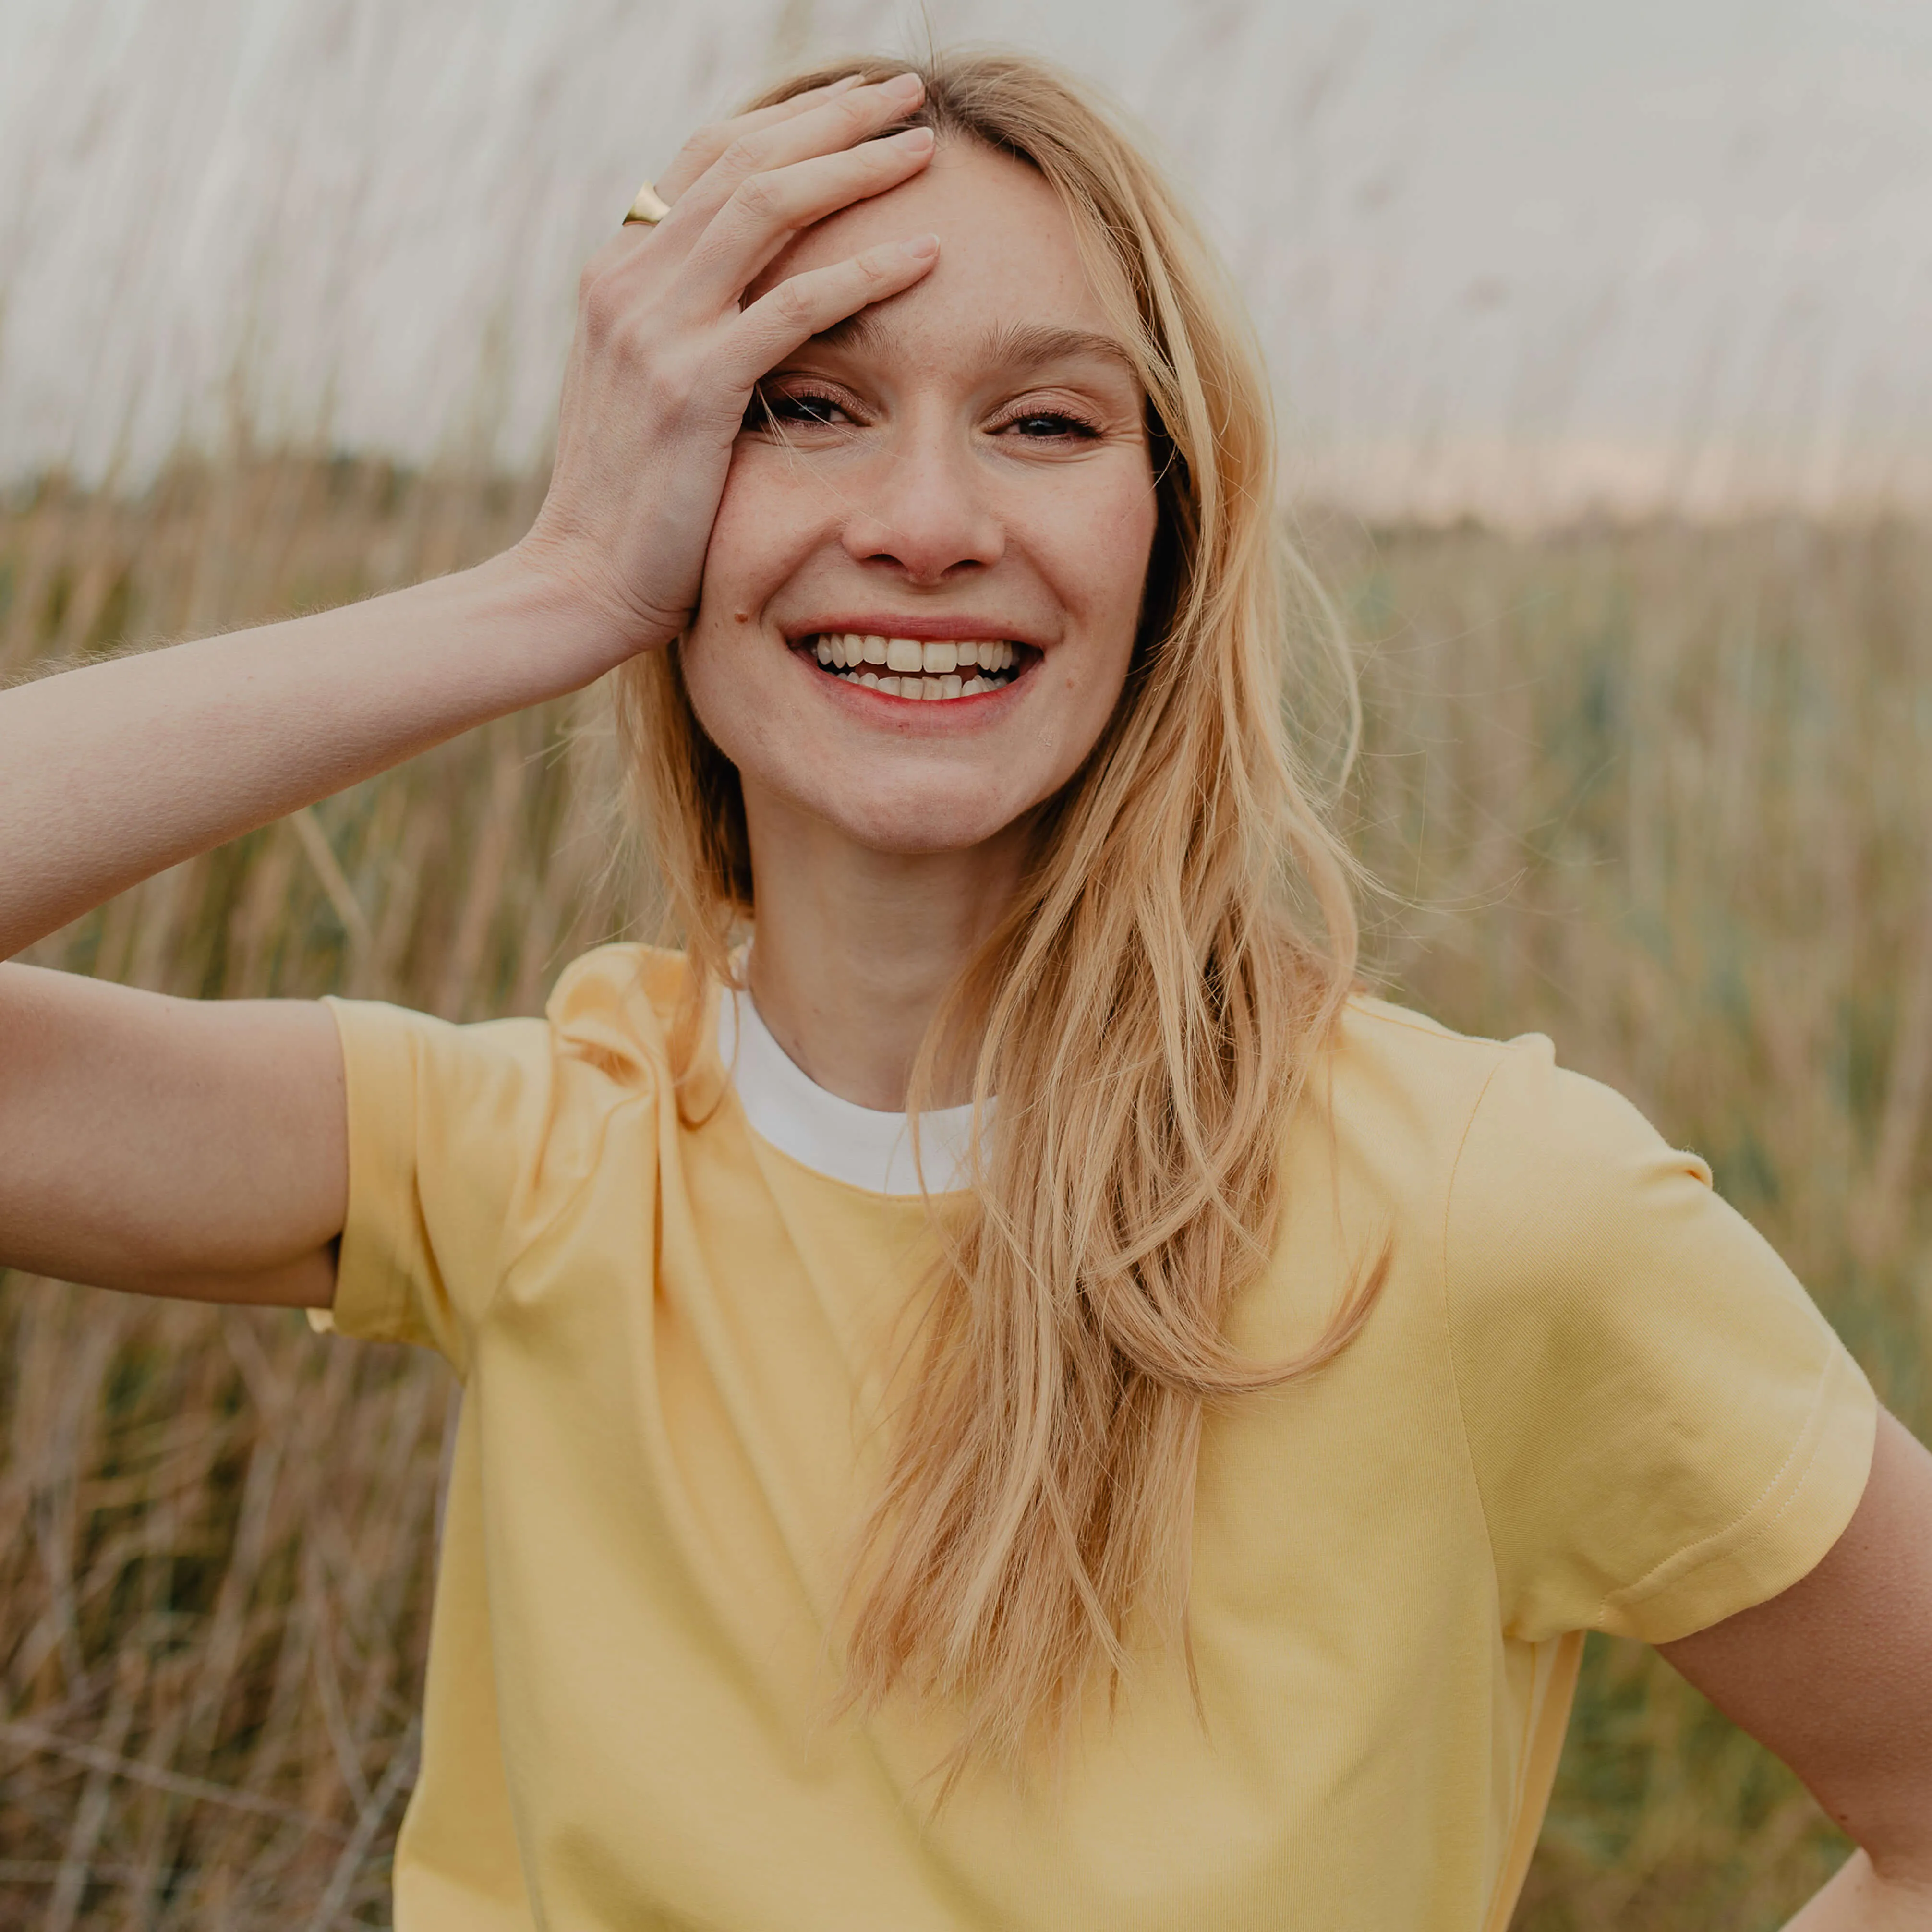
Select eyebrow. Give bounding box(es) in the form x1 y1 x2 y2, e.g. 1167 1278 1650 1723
808 314 1141 383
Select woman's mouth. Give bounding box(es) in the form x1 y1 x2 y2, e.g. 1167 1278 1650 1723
798 632 1027 701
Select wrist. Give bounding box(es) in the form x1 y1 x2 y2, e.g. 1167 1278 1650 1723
499 531 678 681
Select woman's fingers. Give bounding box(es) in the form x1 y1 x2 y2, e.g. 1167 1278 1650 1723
593 73 923 300
681 128 936 310
727 234 941 379
652 73 864 205
574 81 930 362
666 72 925 234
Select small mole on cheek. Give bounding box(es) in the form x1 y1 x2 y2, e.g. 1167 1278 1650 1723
734 610 751 625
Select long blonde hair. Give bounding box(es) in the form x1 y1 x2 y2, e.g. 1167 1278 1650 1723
612 48 1377 1775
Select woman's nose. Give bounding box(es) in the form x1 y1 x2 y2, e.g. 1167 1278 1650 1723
839 431 1006 584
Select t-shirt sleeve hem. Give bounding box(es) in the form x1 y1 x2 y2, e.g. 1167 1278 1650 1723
1595 1342 1877 1644
313 994 434 1352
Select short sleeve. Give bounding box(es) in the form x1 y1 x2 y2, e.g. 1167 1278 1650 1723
1445 1035 1876 1645
310 999 559 1373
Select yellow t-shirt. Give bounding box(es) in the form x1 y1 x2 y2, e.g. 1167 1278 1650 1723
318 944 1874 1932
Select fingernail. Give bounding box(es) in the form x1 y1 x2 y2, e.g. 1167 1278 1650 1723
884 71 924 100
902 234 939 260
892 126 935 148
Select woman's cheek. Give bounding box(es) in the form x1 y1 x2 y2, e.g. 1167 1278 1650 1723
700 446 821 608
1032 470 1157 646
699 460 768 602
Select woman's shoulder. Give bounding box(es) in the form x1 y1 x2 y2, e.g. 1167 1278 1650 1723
318 944 696 1356
539 941 691 1084
1331 989 1522 1089
326 943 689 1184
1329 989 1665 1150
1320 991 1554 1178
1315 991 1714 1269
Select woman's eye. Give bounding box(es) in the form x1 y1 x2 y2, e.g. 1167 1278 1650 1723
764 391 847 426
1002 411 1099 440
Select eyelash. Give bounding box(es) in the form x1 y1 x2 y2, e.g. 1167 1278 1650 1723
755 388 846 429
995 407 1102 441
749 386 1103 441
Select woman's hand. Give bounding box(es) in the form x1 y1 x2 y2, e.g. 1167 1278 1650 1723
519 71 941 664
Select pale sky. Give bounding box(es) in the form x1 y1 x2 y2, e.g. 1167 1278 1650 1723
4 0 1930 519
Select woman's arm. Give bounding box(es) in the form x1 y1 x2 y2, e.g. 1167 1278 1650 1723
0 553 619 1307
1658 1409 1932 1930
0 71 941 1304
0 556 619 963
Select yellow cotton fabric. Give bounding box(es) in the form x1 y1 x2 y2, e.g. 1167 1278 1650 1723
317 945 1875 1932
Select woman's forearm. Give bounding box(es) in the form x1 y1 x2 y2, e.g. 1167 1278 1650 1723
0 546 628 958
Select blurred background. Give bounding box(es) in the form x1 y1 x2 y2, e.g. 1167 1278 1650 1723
10 0 1932 519
3 1 1930 1926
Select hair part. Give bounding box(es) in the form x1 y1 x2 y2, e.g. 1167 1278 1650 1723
611 46 1378 1787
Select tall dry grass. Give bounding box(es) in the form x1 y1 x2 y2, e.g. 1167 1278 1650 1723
1 462 1928 1927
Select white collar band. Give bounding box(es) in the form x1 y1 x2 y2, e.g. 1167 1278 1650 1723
716 988 986 1196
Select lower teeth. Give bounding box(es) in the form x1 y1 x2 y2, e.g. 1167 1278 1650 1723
822 666 1011 699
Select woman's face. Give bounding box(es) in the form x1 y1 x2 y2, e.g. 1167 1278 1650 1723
680 137 1160 857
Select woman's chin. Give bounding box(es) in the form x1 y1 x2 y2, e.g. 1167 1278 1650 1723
818 799 1028 859
755 771 1035 860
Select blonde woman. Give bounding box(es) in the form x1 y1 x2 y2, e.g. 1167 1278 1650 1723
1 53 1928 1932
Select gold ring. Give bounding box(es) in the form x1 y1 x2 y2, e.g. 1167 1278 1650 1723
622 179 672 227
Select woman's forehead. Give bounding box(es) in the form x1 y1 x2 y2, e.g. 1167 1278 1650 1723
750 141 1134 370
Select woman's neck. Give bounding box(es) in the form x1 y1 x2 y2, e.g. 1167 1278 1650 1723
740 785 1029 1111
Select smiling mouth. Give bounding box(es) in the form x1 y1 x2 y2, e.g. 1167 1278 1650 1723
799 632 1028 701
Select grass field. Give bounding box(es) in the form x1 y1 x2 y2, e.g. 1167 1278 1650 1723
2 459 1927 1927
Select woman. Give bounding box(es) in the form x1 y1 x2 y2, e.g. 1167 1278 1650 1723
0 51 1927 1932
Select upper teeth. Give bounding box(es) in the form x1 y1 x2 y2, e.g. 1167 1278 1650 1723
813 633 1016 674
